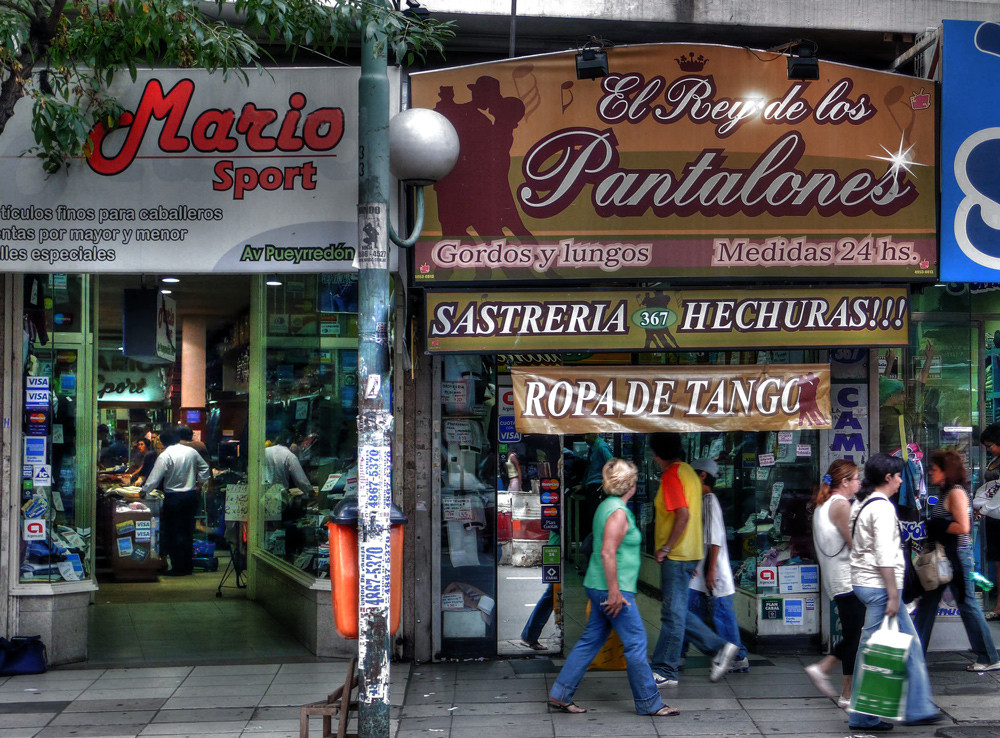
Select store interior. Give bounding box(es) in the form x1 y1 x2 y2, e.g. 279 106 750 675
88 274 306 665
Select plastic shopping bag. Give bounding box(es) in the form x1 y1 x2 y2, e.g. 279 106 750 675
850 616 913 720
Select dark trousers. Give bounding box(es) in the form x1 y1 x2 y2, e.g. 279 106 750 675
831 591 865 674
161 490 199 574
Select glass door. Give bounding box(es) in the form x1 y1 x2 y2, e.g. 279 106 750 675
496 373 563 655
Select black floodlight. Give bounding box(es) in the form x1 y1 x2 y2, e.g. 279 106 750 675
576 39 610 80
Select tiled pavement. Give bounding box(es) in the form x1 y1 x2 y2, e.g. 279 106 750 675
3 648 999 738
0 661 404 738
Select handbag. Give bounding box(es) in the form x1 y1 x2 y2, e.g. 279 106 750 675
0 635 47 676
914 542 953 591
974 481 1000 519
851 616 913 720
584 601 626 670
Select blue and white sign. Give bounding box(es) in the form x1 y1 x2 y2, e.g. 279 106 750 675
23 437 46 466
32 465 52 487
941 20 1000 279
24 388 50 409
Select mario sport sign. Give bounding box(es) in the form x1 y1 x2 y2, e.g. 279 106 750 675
0 68 392 273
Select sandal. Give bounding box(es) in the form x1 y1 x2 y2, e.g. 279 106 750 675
547 699 587 714
521 639 547 650
649 705 680 716
985 612 1000 621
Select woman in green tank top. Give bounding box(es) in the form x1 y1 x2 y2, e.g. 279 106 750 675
548 459 680 717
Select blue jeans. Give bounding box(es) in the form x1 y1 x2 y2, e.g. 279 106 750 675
651 559 727 679
686 590 747 662
848 586 939 728
550 588 665 715
912 545 999 665
521 584 553 644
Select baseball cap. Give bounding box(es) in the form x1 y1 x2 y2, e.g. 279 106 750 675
691 458 719 477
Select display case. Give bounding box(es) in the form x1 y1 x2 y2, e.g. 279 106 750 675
437 355 497 658
19 274 95 585
260 274 359 577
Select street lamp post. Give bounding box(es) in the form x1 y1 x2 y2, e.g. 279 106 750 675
356 20 393 738
355 14 458 737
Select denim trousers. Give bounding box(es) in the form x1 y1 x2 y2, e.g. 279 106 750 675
549 588 665 715
686 590 748 662
912 545 999 665
848 586 939 728
651 559 726 679
520 583 553 644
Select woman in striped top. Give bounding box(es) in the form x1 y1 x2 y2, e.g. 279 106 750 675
913 448 1000 671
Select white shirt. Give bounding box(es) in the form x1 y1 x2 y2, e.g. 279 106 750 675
264 445 313 491
849 492 904 590
142 443 210 494
690 493 734 596
813 495 853 598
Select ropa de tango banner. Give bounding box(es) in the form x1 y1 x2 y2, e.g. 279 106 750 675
511 364 831 435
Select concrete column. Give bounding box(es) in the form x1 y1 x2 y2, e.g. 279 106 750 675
181 316 206 409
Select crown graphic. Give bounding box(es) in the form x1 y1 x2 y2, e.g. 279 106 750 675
675 53 708 72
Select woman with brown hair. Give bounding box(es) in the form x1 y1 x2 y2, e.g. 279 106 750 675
804 459 863 707
913 448 1000 671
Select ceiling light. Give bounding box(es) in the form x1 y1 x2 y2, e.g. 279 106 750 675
266 280 283 286
161 277 180 283
160 289 172 295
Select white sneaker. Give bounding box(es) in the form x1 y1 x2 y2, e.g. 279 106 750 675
709 643 739 682
728 657 750 673
967 660 1000 672
653 672 678 687
804 663 838 699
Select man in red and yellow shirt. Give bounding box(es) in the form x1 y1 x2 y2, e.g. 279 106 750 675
649 433 738 687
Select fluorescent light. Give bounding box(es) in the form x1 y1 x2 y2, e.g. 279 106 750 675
266 280 283 286
161 277 180 283
160 289 172 295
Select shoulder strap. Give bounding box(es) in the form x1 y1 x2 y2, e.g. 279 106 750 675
851 496 891 538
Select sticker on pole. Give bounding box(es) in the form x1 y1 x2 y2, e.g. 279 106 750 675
358 203 388 269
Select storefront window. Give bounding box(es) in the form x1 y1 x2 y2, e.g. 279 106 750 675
438 355 497 658
261 274 359 576
884 285 978 476
20 274 93 583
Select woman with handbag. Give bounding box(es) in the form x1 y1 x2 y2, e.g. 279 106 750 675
805 459 863 708
847 453 941 731
913 449 1000 671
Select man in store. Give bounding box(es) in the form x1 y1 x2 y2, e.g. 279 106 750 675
142 428 211 576
177 425 211 465
649 432 738 687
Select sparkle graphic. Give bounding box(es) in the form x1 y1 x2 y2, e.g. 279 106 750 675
869 133 929 177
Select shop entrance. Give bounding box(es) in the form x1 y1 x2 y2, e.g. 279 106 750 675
88 274 305 664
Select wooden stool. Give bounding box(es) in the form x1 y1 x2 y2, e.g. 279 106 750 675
300 657 359 738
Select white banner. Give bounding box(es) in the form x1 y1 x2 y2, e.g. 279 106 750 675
0 67 400 273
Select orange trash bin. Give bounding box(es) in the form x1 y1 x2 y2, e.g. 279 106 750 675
328 496 407 639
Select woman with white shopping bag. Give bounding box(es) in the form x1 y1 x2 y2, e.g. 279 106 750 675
847 453 942 731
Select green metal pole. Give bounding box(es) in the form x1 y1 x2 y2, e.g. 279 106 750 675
357 16 392 738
